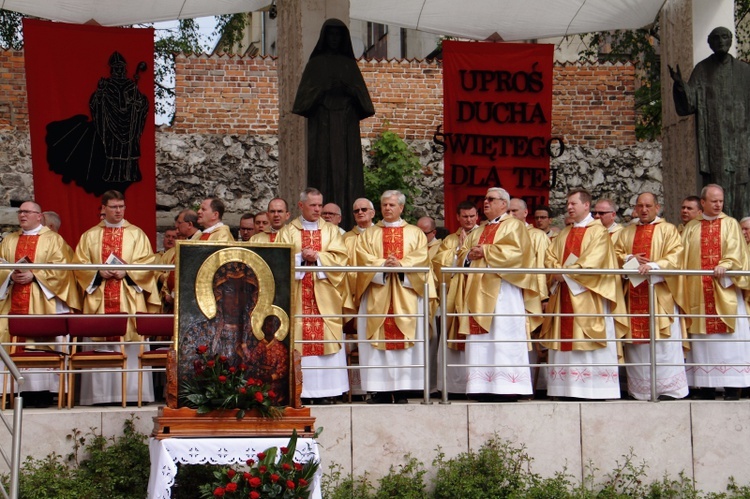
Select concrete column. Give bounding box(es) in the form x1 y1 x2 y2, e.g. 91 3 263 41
660 0 734 223
277 0 350 216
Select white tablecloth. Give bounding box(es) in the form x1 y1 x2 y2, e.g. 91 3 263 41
147 437 321 499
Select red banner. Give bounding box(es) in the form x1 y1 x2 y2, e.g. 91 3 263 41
442 41 555 231
23 19 155 249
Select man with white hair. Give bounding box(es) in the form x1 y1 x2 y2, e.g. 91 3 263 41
355 190 435 404
454 188 542 401
740 216 750 247
593 198 623 243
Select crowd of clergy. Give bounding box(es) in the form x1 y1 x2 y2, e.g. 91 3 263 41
2 182 750 407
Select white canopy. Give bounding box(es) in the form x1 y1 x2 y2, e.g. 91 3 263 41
2 0 665 38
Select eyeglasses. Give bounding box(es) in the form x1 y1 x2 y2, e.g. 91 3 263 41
534 215 549 219
322 212 341 217
17 210 41 215
591 211 613 216
239 227 254 231
423 230 436 235
353 208 370 213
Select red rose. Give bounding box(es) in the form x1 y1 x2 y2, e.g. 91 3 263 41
254 391 264 403
299 478 308 487
219 355 228 363
229 367 236 374
257 452 266 460
259 465 267 474
246 378 255 386
218 375 227 383
268 390 277 399
248 477 262 488
250 492 260 499
194 360 204 375
197 345 208 354
213 486 225 496
207 360 215 368
255 379 263 386
286 480 296 489
270 473 280 483
239 363 248 371
294 463 303 471
239 387 247 394
225 483 237 493
243 472 252 481
246 459 255 466
226 469 236 479
282 463 291 471
280 447 289 455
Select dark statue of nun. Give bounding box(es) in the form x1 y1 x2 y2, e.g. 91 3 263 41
293 19 375 229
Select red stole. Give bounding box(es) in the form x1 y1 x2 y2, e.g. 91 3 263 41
382 226 406 350
469 222 503 335
301 229 324 356
559 226 587 350
269 233 277 243
199 232 211 241
101 227 124 314
700 218 724 334
10 234 39 314
629 224 655 342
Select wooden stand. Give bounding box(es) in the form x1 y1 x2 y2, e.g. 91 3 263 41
152 406 316 439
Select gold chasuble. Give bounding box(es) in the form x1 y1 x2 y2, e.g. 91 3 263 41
454 215 541 340
614 219 685 343
354 221 435 350
0 227 81 342
199 224 234 242
74 221 160 341
433 229 466 349
277 219 351 356
682 213 748 334
249 231 278 244
541 219 628 351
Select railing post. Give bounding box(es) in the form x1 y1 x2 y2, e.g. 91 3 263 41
440 278 450 405
9 397 22 499
422 274 432 405
648 274 657 402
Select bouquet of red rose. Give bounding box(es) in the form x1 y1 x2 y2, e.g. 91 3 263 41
180 345 282 420
199 430 319 499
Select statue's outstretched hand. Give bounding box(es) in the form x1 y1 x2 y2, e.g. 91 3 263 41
668 64 684 88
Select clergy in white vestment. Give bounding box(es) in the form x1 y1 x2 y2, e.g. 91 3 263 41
454 189 542 399
276 188 352 405
540 188 628 400
614 192 689 400
354 190 436 404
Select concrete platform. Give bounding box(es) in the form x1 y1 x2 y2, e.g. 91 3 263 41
2 398 749 493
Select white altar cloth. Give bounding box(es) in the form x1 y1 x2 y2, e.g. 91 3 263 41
147 437 321 499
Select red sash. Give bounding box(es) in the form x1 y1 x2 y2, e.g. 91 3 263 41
10 234 39 315
559 227 587 351
700 218 724 334
382 226 406 350
469 222 503 335
301 229 324 356
101 227 124 314
629 224 655 342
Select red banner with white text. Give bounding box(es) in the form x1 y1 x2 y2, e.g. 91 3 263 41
24 19 155 248
442 41 554 231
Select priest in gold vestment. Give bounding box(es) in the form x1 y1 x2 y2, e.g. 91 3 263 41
197 197 235 242
453 189 542 399
0 201 81 405
541 188 628 400
277 188 351 404
251 198 290 244
614 192 688 400
73 190 160 405
355 190 435 404
433 201 478 394
681 184 750 399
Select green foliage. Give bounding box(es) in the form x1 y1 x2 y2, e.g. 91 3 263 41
364 126 423 223
321 462 375 499
736 0 750 60
373 456 428 499
0 9 23 50
213 14 250 54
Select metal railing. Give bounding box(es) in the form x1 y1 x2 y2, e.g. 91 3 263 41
0 348 24 499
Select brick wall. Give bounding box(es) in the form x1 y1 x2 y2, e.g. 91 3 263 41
0 50 636 148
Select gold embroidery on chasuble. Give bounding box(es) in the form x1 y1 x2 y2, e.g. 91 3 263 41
10 235 39 314
469 222 502 336
102 227 124 314
700 219 724 334
301 230 324 356
559 227 587 351
629 224 655 342
382 226 406 350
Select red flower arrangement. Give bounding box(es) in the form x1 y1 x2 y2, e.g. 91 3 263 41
179 345 282 420
199 430 319 498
